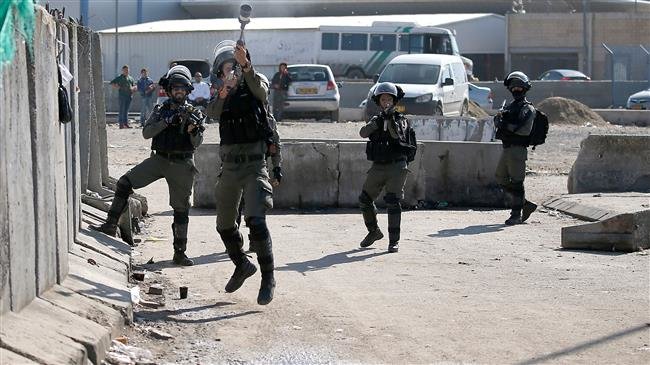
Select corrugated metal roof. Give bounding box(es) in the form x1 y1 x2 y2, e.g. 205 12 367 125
98 13 498 34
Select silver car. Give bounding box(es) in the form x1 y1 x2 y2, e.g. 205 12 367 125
283 64 341 122
626 87 650 110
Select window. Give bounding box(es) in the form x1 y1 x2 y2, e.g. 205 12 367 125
288 66 331 82
451 63 467 84
370 34 396 51
378 64 441 85
441 65 452 84
321 33 339 50
341 33 368 51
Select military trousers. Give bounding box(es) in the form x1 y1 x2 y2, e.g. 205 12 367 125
125 153 197 212
362 160 410 201
495 145 528 208
215 159 273 231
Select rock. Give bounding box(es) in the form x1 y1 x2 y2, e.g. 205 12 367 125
147 328 174 340
148 284 163 295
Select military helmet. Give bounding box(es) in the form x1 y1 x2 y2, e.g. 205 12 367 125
504 71 531 91
212 40 238 79
371 82 405 106
165 65 193 92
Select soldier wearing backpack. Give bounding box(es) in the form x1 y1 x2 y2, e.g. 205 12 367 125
494 71 541 225
358 82 417 253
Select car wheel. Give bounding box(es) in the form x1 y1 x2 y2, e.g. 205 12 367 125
460 100 469 117
434 103 443 117
330 109 339 122
345 68 365 79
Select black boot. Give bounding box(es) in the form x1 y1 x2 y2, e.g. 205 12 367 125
359 191 382 248
90 179 130 237
386 193 402 253
505 209 522 225
219 227 256 293
258 271 276 305
521 200 537 222
172 223 194 266
360 229 383 248
90 215 119 236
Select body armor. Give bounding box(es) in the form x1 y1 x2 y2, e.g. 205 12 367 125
151 100 196 152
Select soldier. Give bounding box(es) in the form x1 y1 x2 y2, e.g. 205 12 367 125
91 65 206 266
207 41 279 305
358 82 417 253
494 71 538 225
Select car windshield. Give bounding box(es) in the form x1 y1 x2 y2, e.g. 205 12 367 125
378 63 441 84
288 67 330 82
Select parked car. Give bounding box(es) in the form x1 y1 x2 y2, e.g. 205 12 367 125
538 69 590 81
468 83 493 110
363 53 469 120
283 64 341 122
626 87 650 110
156 59 212 105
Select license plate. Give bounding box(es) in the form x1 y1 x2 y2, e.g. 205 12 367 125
631 104 643 110
395 105 406 113
296 87 318 95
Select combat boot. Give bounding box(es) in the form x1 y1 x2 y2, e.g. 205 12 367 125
505 210 522 225
257 271 276 305
521 200 537 222
172 222 193 266
388 241 399 253
225 259 257 293
173 251 194 266
90 215 119 236
360 229 384 248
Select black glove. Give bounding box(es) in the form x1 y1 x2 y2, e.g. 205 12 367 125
272 166 282 183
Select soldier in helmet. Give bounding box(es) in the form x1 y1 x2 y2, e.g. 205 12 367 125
358 82 417 253
494 71 538 225
91 65 206 266
207 41 279 305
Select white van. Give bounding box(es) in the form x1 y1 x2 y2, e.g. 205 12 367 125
363 54 469 120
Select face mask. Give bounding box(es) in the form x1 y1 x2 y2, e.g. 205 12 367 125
511 89 526 100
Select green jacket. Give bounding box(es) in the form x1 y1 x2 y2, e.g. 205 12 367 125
110 74 135 97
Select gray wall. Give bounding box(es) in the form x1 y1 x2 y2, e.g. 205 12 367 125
0 7 108 313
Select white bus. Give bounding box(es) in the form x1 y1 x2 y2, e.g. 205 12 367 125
318 22 461 79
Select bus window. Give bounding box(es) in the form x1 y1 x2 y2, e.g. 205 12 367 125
322 33 339 50
341 33 368 51
423 34 453 55
370 34 396 52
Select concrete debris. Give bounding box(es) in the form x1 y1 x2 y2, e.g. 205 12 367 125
147 327 174 340
130 286 141 305
105 340 155 365
148 284 164 295
140 300 164 308
132 271 146 281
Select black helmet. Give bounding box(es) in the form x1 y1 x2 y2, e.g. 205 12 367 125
371 82 405 106
504 71 531 91
165 65 193 93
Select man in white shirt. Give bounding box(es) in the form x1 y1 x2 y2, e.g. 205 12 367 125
188 72 211 106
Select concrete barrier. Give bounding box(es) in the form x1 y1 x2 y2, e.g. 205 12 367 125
568 134 650 194
409 116 495 142
593 109 650 127
193 140 503 209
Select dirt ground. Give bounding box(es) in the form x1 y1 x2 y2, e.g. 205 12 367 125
106 121 650 364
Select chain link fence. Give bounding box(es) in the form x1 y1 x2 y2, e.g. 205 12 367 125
603 43 650 107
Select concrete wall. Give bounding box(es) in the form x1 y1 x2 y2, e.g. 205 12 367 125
568 134 650 194
193 140 503 209
593 109 650 127
0 7 109 313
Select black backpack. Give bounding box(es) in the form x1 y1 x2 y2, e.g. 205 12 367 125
528 109 549 149
404 123 418 163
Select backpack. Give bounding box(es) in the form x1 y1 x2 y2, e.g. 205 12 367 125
57 66 73 123
404 123 418 163
528 109 549 149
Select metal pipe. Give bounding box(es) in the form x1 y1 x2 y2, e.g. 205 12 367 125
114 0 119 75
602 43 615 107
640 44 649 87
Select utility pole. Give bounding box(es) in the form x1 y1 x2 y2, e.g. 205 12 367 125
114 0 119 75
582 0 589 76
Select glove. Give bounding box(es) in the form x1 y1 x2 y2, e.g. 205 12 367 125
272 166 282 184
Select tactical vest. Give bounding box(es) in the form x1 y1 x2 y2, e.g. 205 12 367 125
495 98 531 147
151 101 195 152
219 83 268 145
366 113 412 162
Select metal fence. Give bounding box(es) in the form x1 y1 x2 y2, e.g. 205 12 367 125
603 43 650 107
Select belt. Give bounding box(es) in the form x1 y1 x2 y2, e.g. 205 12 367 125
222 154 264 163
374 158 406 165
154 151 193 160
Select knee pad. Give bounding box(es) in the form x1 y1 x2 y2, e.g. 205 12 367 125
246 216 269 242
173 210 189 224
115 176 134 199
359 191 374 209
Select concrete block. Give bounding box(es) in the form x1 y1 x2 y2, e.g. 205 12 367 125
421 141 504 206
77 26 93 193
68 23 82 237
75 223 131 269
0 45 9 315
593 109 650 127
409 117 441 141
28 8 61 294
274 142 339 208
568 134 650 194
92 32 110 183
0 348 38 364
64 255 133 322
70 243 129 282
40 284 126 340
440 119 469 141
561 210 650 252
407 116 495 142
543 193 650 222
0 297 110 364
2 31 37 312
193 144 220 208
